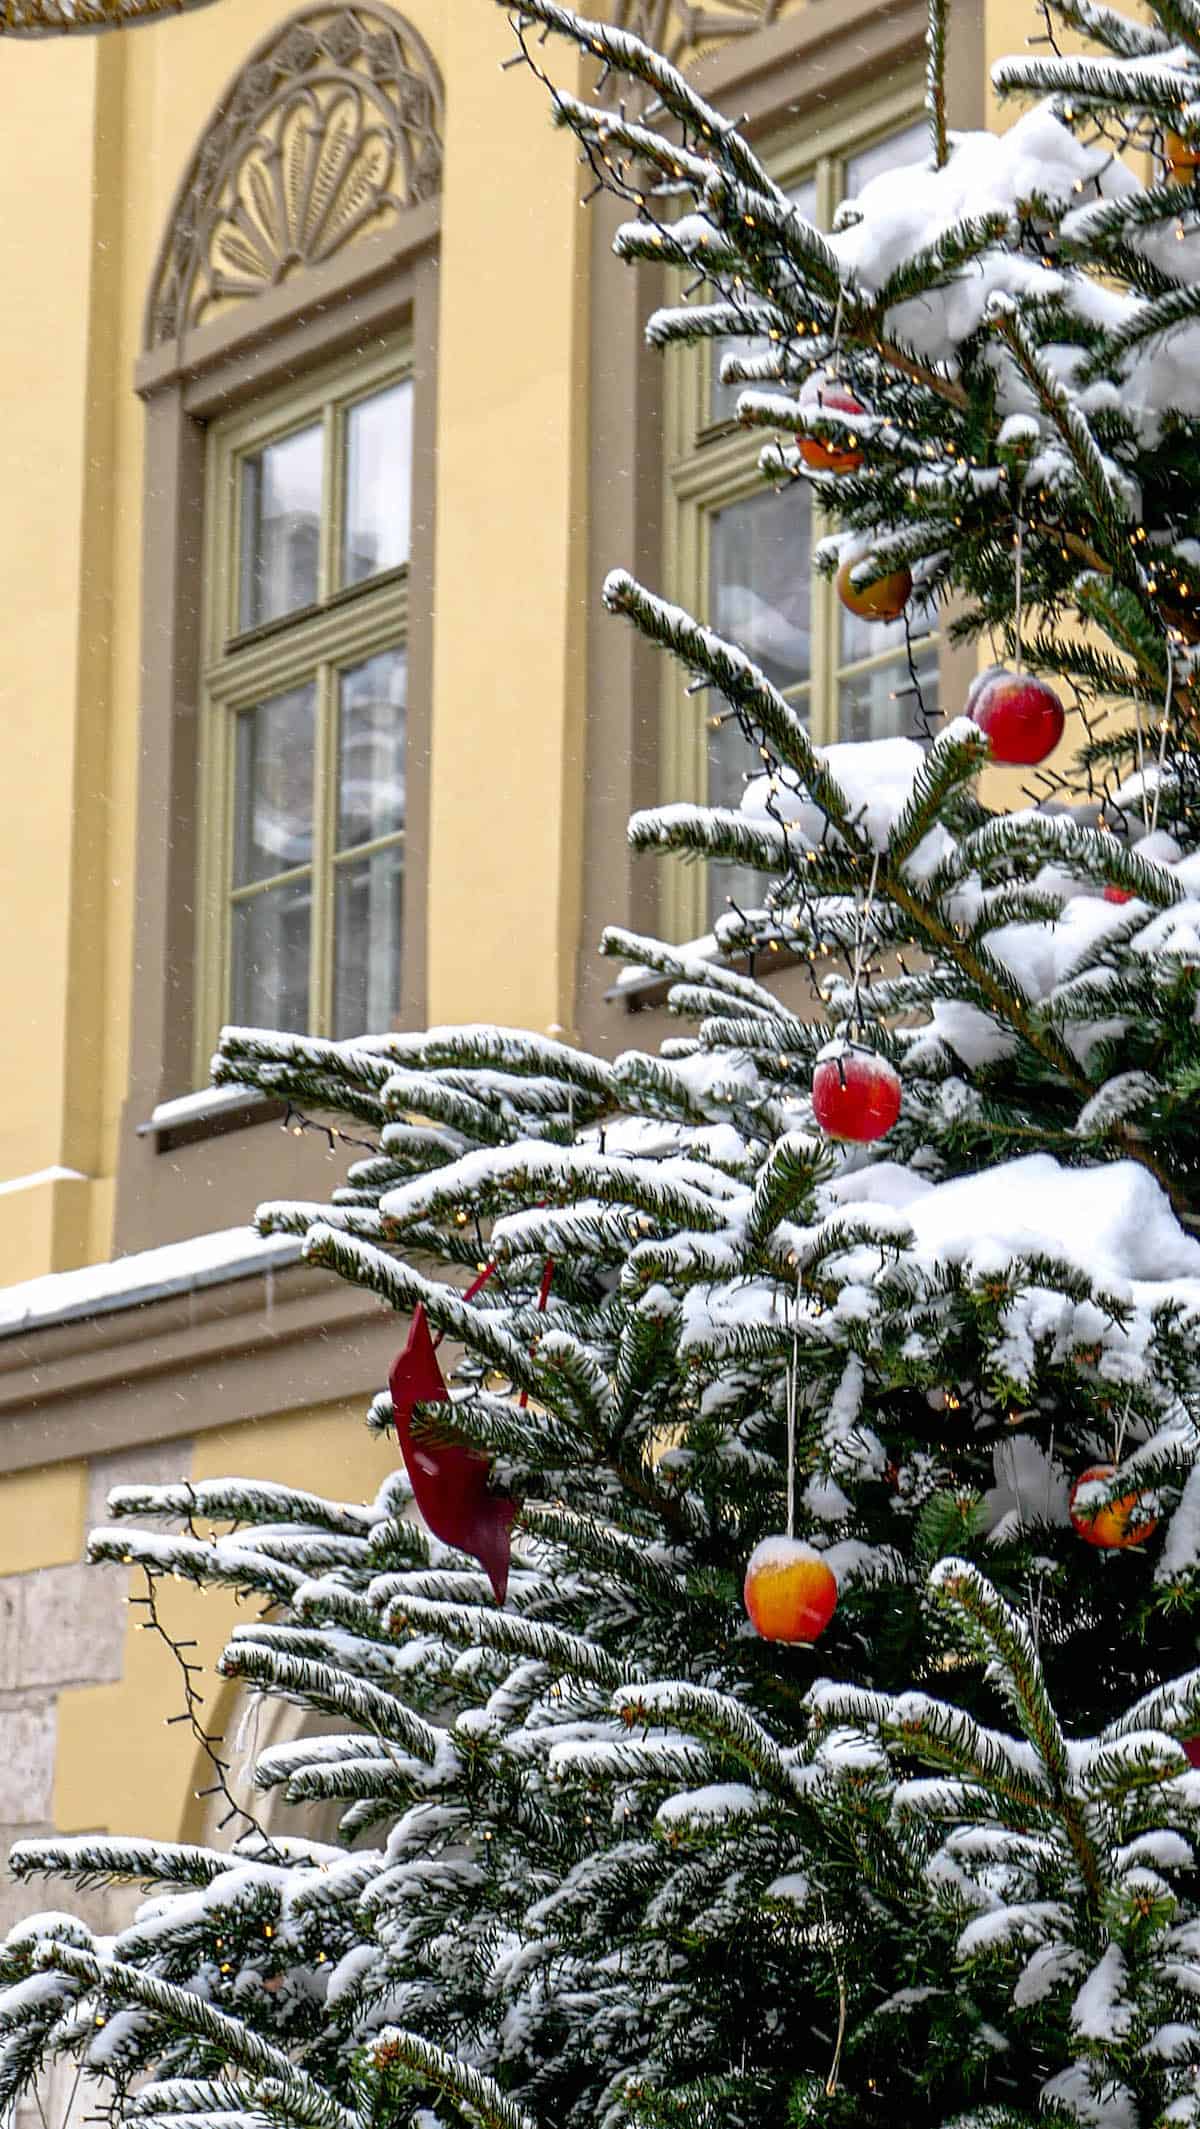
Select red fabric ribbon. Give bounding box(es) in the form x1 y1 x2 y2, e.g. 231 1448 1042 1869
389 1305 516 1605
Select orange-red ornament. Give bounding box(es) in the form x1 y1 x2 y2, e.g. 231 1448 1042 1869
836 555 912 624
1103 884 1134 905
744 1538 838 1643
1165 129 1200 183
797 375 867 475
1069 1464 1158 1550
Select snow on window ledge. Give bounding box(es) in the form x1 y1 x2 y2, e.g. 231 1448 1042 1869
0 1226 302 1340
136 1082 282 1148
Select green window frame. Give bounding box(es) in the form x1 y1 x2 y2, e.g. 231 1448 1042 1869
662 77 938 941
195 340 412 1077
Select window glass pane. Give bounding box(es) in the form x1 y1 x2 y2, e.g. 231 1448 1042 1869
233 682 316 887
343 382 413 586
239 424 323 630
707 483 808 930
709 178 816 425
231 877 311 1033
839 647 939 745
706 693 804 931
839 584 937 671
338 649 407 849
844 120 929 200
334 845 404 1038
710 484 812 693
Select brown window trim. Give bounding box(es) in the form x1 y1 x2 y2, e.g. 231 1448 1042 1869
575 0 984 1049
116 209 440 1255
0 1256 398 1478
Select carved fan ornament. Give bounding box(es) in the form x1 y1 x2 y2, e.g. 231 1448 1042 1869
145 4 442 347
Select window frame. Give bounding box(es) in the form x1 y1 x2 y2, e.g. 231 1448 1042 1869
661 67 937 941
196 340 413 1077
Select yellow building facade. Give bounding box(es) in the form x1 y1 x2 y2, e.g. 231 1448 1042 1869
0 0 1032 1928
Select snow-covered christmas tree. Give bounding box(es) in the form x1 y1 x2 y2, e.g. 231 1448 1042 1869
9 2 1200 2125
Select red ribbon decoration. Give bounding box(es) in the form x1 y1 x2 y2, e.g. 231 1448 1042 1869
389 1305 516 1606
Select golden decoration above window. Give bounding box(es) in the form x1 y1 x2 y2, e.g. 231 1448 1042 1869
0 0 218 29
144 4 443 348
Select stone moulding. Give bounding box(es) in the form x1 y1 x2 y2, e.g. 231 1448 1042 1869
144 2 443 349
606 0 788 70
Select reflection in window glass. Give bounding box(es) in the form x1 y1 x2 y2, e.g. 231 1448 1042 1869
239 424 323 630
839 648 939 746
233 683 316 886
334 846 404 1039
231 876 312 1033
708 484 809 926
710 484 812 694
333 647 406 1038
343 382 414 586
338 650 407 848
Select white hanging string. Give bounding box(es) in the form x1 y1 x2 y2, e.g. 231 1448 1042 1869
1133 695 1150 831
786 1266 801 1539
829 283 845 377
1149 640 1175 838
1113 1393 1131 1468
848 848 882 1034
1013 511 1024 677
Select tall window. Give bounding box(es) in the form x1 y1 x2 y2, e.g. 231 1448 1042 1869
663 93 938 938
197 344 412 1063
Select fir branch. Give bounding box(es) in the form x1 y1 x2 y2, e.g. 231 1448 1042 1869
930 1560 1105 1905
602 570 864 843
871 213 1011 314
1050 0 1170 54
33 1945 353 2129
1145 0 1200 57
991 51 1197 108
1082 276 1200 374
365 2025 536 2129
216 1640 445 1764
8 1838 231 1891
601 926 786 1016
613 1681 798 1795
701 165 847 304
379 1593 644 1689
988 299 1133 564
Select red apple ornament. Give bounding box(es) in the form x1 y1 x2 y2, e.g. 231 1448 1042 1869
1068 1463 1158 1551
812 1046 902 1143
1103 885 1134 905
744 1538 837 1643
797 373 867 475
389 1304 517 1603
968 669 1065 766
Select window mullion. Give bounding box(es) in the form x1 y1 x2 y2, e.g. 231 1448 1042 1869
213 697 235 1061
311 661 338 1038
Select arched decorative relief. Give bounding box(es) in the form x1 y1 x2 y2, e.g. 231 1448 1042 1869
606 0 793 72
145 3 442 348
